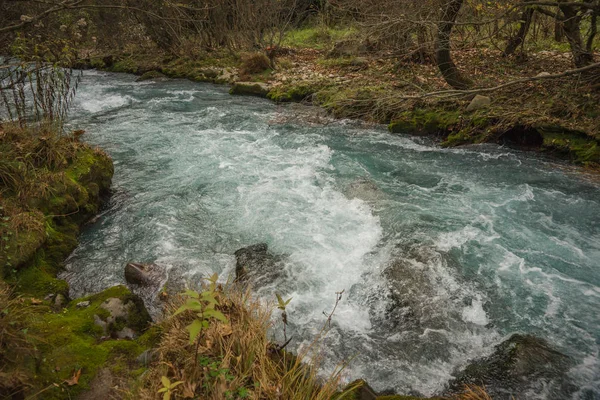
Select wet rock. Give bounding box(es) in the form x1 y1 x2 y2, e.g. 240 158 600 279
229 82 270 98
344 379 378 400
135 70 167 82
123 262 168 319
76 300 90 308
125 262 151 285
234 243 286 286
344 178 384 203
466 95 491 112
448 334 573 398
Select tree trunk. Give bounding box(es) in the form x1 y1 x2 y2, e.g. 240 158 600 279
504 8 535 57
559 3 594 67
436 0 471 89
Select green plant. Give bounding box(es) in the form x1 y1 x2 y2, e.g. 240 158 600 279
174 274 228 354
275 293 292 343
157 376 184 400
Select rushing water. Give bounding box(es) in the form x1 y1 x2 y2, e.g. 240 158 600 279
62 70 600 399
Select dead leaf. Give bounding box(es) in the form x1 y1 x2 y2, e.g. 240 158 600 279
30 298 43 305
182 382 197 398
64 369 81 386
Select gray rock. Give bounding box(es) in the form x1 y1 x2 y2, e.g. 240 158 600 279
92 293 151 339
54 294 67 308
123 262 167 320
466 95 491 111
115 327 135 340
76 300 90 308
234 243 286 286
448 334 574 398
344 178 384 202
124 262 151 285
136 349 157 366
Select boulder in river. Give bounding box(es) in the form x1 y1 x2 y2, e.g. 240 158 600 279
344 178 385 203
123 262 168 319
447 334 573 398
234 243 287 286
229 82 270 98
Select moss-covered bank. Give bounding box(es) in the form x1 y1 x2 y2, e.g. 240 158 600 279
0 125 161 398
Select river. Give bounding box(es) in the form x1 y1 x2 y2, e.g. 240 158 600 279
61 70 600 399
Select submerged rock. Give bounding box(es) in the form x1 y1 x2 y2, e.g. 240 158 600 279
447 334 573 398
234 243 286 286
344 178 384 203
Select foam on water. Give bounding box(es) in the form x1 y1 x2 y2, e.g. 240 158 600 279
63 71 600 399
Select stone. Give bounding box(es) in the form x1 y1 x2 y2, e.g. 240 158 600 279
78 368 115 400
466 95 491 111
447 334 573 398
92 292 151 339
115 327 135 340
136 349 157 367
344 178 384 203
135 70 166 82
234 243 286 286
536 71 551 77
344 379 378 400
229 82 270 98
123 263 167 320
124 262 150 285
54 294 67 308
76 300 90 308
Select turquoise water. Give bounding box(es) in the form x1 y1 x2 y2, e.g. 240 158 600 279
63 71 600 398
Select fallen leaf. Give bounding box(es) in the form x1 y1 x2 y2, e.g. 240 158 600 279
64 369 81 386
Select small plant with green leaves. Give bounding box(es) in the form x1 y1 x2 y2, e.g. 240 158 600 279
174 273 229 355
276 293 292 344
157 376 184 400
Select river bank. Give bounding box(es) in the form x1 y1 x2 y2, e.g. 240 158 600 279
76 43 600 170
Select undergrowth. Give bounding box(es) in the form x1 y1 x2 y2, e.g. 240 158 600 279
138 280 351 400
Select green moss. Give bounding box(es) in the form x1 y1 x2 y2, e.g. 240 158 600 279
14 262 69 297
108 58 138 74
230 82 270 97
136 70 165 81
267 83 317 103
28 286 151 398
282 26 358 49
539 127 600 165
389 110 462 135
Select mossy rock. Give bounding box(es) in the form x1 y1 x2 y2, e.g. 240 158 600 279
229 82 270 98
267 84 316 103
27 286 152 399
135 70 166 82
447 334 572 398
389 110 462 136
538 126 600 165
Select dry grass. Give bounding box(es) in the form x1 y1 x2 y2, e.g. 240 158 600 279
0 281 36 398
138 284 351 400
240 52 272 76
451 385 494 400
